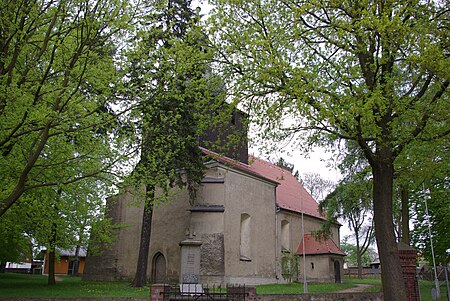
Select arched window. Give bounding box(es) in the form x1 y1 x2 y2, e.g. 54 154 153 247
240 213 251 261
281 220 290 251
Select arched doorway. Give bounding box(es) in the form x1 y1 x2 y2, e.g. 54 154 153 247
334 260 341 283
152 252 166 283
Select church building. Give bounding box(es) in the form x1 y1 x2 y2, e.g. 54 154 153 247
83 111 344 285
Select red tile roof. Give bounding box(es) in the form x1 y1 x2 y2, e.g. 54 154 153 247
201 147 325 220
248 156 325 220
200 147 278 184
296 234 346 256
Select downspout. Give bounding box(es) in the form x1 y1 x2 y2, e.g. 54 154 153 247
275 203 280 280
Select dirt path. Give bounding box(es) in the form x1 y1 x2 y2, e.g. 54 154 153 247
337 284 374 293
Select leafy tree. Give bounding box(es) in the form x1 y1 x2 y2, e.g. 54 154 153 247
340 237 377 268
320 170 374 279
18 178 113 285
0 208 32 273
411 178 450 265
123 0 216 287
0 0 132 217
281 251 299 283
208 1 449 299
396 120 450 248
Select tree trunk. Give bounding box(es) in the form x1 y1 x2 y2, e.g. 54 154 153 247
372 161 406 301
356 248 363 279
0 261 6 273
0 123 52 218
48 250 56 285
355 232 363 279
400 185 410 244
131 185 154 287
48 222 57 285
73 245 80 276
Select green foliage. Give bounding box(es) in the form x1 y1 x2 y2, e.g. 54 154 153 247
0 0 133 217
0 274 149 298
411 180 450 265
0 209 31 264
320 170 373 236
340 239 376 268
280 251 299 283
0 177 115 276
123 0 219 203
206 1 449 297
320 170 374 275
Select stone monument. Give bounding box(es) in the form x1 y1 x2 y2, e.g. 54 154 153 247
179 229 202 283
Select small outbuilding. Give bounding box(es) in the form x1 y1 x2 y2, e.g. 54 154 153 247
296 234 346 283
43 247 87 275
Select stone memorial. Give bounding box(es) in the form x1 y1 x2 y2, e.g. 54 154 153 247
179 229 202 284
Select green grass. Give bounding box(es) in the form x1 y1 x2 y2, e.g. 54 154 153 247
419 280 449 301
257 280 354 294
257 277 384 294
1 273 447 299
0 273 149 298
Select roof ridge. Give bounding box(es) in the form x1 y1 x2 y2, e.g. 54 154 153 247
200 146 251 168
249 155 295 175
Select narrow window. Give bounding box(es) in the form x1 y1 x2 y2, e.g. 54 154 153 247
240 213 251 261
311 262 315 270
281 220 290 251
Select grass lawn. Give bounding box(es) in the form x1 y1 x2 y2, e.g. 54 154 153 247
256 281 353 294
0 273 149 298
419 279 449 301
1 273 447 299
256 277 382 294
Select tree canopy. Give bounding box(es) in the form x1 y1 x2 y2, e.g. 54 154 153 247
208 0 449 299
0 0 132 217
122 0 221 287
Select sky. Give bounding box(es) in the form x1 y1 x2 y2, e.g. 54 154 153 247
193 1 340 183
250 145 342 183
195 0 355 241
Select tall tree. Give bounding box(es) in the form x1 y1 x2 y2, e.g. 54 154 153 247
320 171 375 279
0 0 132 217
17 178 113 285
208 1 449 299
411 173 450 265
0 208 31 273
340 236 377 269
124 0 216 287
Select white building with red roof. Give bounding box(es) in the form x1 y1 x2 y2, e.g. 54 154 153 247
84 147 345 285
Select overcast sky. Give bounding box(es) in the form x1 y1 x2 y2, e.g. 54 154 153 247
195 0 355 241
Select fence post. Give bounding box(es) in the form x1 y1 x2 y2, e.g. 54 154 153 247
151 284 169 301
398 242 420 301
246 286 257 301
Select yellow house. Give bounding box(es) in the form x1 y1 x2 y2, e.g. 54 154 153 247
43 248 86 275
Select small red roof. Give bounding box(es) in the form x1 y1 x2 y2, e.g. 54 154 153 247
296 234 345 256
249 156 325 220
